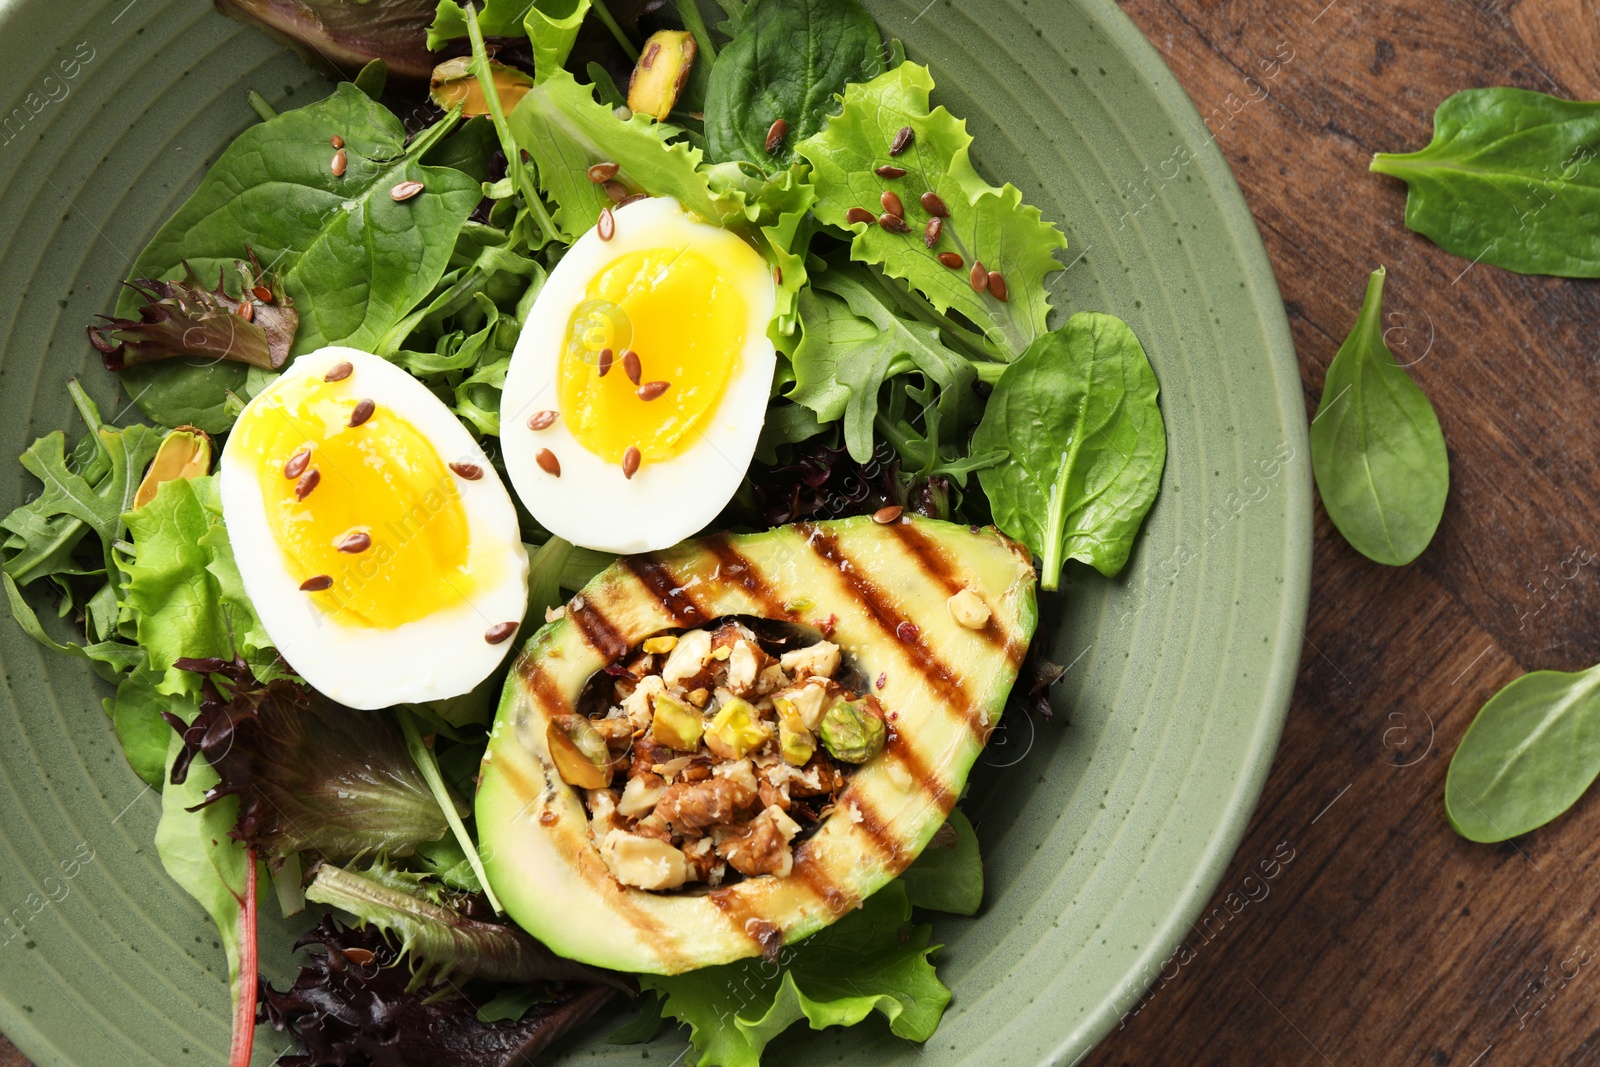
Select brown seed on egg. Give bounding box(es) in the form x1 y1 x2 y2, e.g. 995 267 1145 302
636 380 669 401
324 361 353 382
923 216 942 248
622 446 641 479
889 125 915 155
587 161 620 183
331 148 347 177
283 449 311 479
937 251 964 270
622 350 642 385
880 190 904 218
485 621 519 644
765 118 789 154
294 469 321 501
528 409 559 431
845 206 875 226
299 574 333 592
920 191 950 217
349 399 375 427
597 348 614 377
390 180 425 202
449 461 483 480
598 206 616 240
873 505 903 524
875 164 907 178
986 270 1009 302
336 531 371 553
537 448 561 476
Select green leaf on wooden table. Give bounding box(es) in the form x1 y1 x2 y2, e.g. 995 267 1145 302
1308 268 1448 567
116 83 481 431
703 0 884 169
971 312 1166 590
795 62 1067 359
1446 664 1600 842
1371 88 1600 277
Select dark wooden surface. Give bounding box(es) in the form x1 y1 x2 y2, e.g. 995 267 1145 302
7 1 1600 1065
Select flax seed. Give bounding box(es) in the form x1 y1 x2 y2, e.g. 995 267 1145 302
294 469 320 501
889 125 914 155
765 118 789 154
920 191 949 217
252 285 273 303
987 270 1009 302
873 505 903 524
587 161 620 183
597 348 614 377
284 449 311 479
324 361 353 382
537 448 561 476
846 206 875 226
924 216 942 247
875 164 907 178
330 134 344 149
348 399 375 427
336 531 371 553
603 180 628 203
299 575 333 592
969 259 987 292
878 212 910 233
617 193 649 207
598 206 615 240
528 409 559 430
449 461 483 480
238 301 254 322
880 190 904 218
622 350 642 385
331 148 347 176
485 621 518 644
938 251 964 269
390 180 424 201
622 446 641 479
636 380 669 401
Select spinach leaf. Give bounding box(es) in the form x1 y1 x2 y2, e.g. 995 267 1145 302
795 62 1067 359
1371 88 1600 277
117 84 481 431
788 267 976 463
703 0 883 169
1309 268 1448 566
900 807 982 916
971 313 1165 590
1446 665 1600 842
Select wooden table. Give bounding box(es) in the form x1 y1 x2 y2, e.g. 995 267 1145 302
5 1 1597 1064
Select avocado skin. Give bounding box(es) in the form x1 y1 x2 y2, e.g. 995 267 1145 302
476 516 1038 975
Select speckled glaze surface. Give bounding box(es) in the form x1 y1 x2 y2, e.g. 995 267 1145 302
0 1 1309 1064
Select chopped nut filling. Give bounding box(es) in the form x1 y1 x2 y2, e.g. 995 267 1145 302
563 619 881 891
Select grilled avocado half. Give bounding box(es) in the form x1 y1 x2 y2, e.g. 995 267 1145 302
476 516 1038 974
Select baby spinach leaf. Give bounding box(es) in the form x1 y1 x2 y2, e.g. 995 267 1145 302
788 267 975 463
1309 268 1448 566
900 808 982 916
1446 665 1600 843
795 62 1066 359
971 313 1165 590
703 0 883 169
507 69 747 240
116 83 481 431
1371 88 1600 277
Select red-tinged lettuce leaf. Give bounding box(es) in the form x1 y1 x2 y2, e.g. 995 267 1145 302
88 253 296 372
216 0 443 82
305 862 632 990
259 915 619 1067
167 659 457 863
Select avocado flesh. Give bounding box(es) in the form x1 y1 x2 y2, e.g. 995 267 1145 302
476 516 1037 975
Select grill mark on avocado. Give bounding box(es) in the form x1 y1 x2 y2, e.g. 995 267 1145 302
889 522 1025 666
517 655 573 718
702 534 797 620
885 729 955 813
569 598 629 661
705 889 785 962
796 523 983 737
843 791 909 870
790 852 858 917
624 555 706 626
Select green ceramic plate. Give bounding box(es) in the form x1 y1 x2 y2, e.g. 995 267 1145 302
0 0 1309 1064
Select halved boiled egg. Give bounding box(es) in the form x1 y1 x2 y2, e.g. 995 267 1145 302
500 196 776 553
220 347 529 709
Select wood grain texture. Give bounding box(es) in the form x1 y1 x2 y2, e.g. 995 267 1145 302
1089 0 1600 1064
5 2 1600 1066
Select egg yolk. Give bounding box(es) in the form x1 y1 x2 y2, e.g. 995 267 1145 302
558 246 751 463
233 371 477 630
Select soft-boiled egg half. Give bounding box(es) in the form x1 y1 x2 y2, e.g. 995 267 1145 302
220 347 529 709
499 196 776 553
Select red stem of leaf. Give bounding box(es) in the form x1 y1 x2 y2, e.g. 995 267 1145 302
229 850 259 1067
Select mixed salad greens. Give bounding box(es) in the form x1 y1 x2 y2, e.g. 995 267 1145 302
2 0 1168 1063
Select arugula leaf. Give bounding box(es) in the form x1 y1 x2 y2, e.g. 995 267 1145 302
900 808 981 915
703 0 883 168
796 62 1066 358
641 882 949 1067
971 312 1166 589
116 84 481 431
507 69 747 240
788 267 976 463
1445 665 1600 843
1371 88 1600 277
154 731 259 1067
1309 268 1448 566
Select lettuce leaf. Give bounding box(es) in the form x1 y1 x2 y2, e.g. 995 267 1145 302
795 62 1067 359
640 882 949 1067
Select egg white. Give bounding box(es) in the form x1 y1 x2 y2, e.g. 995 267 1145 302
499 197 776 554
220 346 529 710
